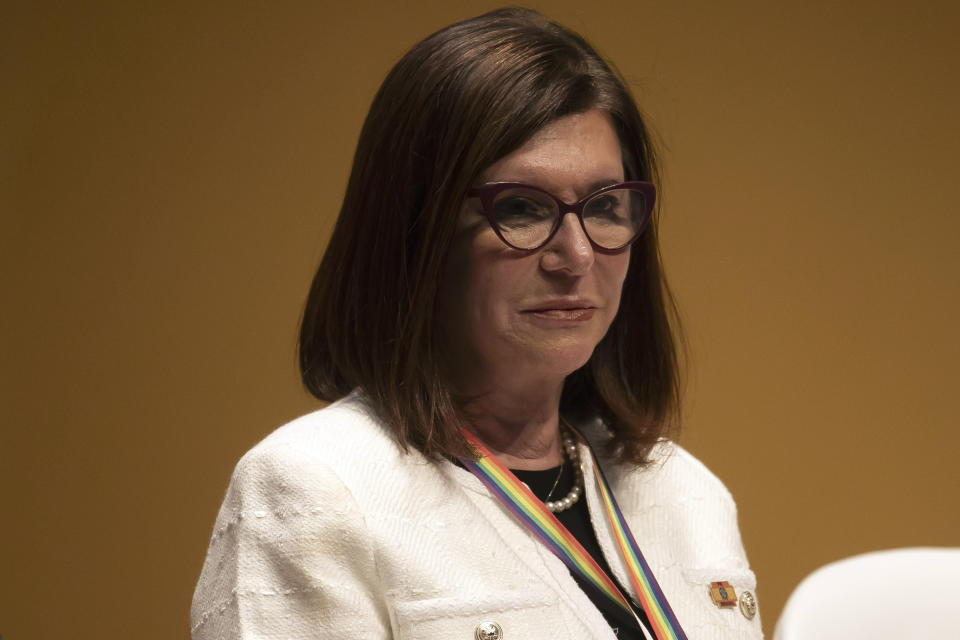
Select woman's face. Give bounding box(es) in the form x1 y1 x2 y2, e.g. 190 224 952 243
439 109 631 392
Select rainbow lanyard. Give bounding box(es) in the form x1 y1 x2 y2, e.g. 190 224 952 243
458 427 688 640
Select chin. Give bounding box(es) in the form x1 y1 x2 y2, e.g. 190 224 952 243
530 342 597 377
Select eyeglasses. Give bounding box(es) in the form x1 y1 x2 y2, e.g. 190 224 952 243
466 181 655 254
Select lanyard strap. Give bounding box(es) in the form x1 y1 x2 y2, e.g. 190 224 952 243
458 427 688 640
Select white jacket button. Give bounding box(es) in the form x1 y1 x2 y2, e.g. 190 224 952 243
739 590 758 620
475 620 503 640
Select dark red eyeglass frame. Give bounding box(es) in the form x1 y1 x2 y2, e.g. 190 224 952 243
465 181 656 254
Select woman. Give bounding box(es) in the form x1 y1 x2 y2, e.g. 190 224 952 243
192 8 761 640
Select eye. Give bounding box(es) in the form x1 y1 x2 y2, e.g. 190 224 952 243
491 192 555 228
583 192 627 223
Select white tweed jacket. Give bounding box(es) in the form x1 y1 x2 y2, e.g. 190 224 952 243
191 392 762 639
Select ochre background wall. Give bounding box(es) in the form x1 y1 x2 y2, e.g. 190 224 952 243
3 1 957 638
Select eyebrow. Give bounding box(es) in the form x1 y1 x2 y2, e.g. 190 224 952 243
585 178 626 193
543 178 627 202
473 177 626 197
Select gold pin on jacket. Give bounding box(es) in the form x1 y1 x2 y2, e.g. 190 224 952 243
709 581 738 608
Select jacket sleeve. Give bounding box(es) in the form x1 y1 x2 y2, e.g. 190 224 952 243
190 442 389 639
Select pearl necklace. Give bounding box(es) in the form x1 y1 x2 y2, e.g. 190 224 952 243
545 430 583 513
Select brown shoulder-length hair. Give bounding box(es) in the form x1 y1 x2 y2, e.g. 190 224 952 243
299 7 682 465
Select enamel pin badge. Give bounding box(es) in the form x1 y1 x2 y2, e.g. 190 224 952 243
709 581 738 608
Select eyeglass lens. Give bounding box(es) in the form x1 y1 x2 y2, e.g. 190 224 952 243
489 187 648 250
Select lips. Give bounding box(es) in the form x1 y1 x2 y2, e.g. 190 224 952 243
522 299 598 321
527 308 596 321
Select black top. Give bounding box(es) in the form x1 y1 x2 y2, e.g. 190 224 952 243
512 463 651 639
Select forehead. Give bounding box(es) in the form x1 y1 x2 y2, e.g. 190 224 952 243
480 109 625 196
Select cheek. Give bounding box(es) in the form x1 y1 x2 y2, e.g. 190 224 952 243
443 240 515 329
595 253 631 332
467 254 526 325
601 252 631 299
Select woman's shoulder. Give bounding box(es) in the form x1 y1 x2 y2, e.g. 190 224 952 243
229 390 405 492
579 420 734 507
602 439 739 531
193 393 391 638
635 440 735 503
249 390 393 453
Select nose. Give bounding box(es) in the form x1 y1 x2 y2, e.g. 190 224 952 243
539 212 594 275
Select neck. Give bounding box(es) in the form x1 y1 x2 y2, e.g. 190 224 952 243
462 382 565 470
